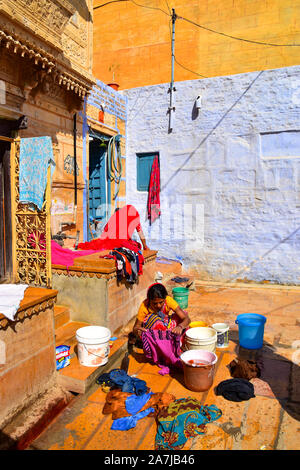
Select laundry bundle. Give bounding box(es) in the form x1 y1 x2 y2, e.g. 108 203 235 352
215 378 255 402
96 369 148 395
155 397 222 450
102 389 175 430
228 358 261 380
100 247 144 284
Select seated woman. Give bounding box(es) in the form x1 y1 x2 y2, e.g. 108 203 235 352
132 283 191 375
133 283 190 337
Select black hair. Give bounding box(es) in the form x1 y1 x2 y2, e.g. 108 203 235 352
147 283 168 300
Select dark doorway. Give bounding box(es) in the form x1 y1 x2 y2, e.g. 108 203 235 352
0 139 12 282
88 135 110 240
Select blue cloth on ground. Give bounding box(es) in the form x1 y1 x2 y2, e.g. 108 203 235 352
111 407 154 431
125 392 153 415
19 136 55 211
108 369 148 395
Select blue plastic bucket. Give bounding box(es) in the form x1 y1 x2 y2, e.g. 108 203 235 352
235 313 267 349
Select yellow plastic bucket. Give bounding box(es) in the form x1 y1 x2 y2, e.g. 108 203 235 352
189 321 208 328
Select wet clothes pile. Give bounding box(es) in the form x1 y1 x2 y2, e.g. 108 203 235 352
142 329 182 376
228 358 261 380
100 247 144 284
215 378 255 402
155 398 222 450
102 389 175 430
96 369 148 395
97 369 175 431
215 358 261 402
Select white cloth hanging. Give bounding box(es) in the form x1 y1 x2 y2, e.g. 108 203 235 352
0 284 29 321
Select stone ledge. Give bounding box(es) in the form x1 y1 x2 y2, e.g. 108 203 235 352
0 287 58 328
52 249 158 278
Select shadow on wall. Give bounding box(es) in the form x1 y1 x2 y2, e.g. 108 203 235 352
229 330 300 422
161 70 265 193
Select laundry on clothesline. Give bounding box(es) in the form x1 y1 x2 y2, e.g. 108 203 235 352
19 136 55 211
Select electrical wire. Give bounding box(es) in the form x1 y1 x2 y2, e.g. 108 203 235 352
168 17 208 78
129 0 169 15
177 14 300 47
94 0 169 15
94 0 127 10
94 2 300 47
164 0 171 15
174 57 208 78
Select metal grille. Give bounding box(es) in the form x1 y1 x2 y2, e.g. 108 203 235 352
10 138 52 287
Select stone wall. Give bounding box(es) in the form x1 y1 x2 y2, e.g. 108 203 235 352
0 291 57 428
124 66 300 285
93 0 300 89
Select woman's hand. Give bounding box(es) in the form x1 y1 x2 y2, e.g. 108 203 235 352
133 326 147 338
171 325 183 335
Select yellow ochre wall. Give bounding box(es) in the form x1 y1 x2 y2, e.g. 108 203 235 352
93 0 300 90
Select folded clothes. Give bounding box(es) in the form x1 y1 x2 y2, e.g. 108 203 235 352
215 378 255 402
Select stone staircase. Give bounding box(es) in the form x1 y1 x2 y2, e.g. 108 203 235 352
52 258 188 395
54 305 128 395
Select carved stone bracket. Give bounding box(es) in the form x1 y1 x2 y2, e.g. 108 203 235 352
0 27 93 101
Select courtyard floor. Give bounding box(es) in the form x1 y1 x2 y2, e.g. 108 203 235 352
29 282 300 451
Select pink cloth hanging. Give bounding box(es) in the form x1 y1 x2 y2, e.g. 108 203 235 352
141 329 182 376
51 240 101 268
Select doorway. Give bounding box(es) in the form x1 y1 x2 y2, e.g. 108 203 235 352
0 137 12 282
88 133 110 240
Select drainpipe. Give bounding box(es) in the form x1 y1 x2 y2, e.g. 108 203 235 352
73 113 78 220
59 113 77 234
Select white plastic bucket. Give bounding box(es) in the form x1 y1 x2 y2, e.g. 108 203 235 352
212 323 229 348
76 326 111 367
184 327 217 353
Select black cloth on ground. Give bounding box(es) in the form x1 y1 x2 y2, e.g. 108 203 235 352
215 378 255 402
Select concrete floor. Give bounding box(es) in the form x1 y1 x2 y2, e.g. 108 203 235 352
29 282 300 451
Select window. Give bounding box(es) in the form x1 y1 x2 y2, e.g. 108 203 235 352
136 152 159 191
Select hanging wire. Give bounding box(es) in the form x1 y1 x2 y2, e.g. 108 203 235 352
177 14 300 47
168 17 208 78
94 0 169 15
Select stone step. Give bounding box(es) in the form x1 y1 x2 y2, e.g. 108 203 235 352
55 320 89 348
54 304 70 329
57 334 128 394
0 385 74 450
